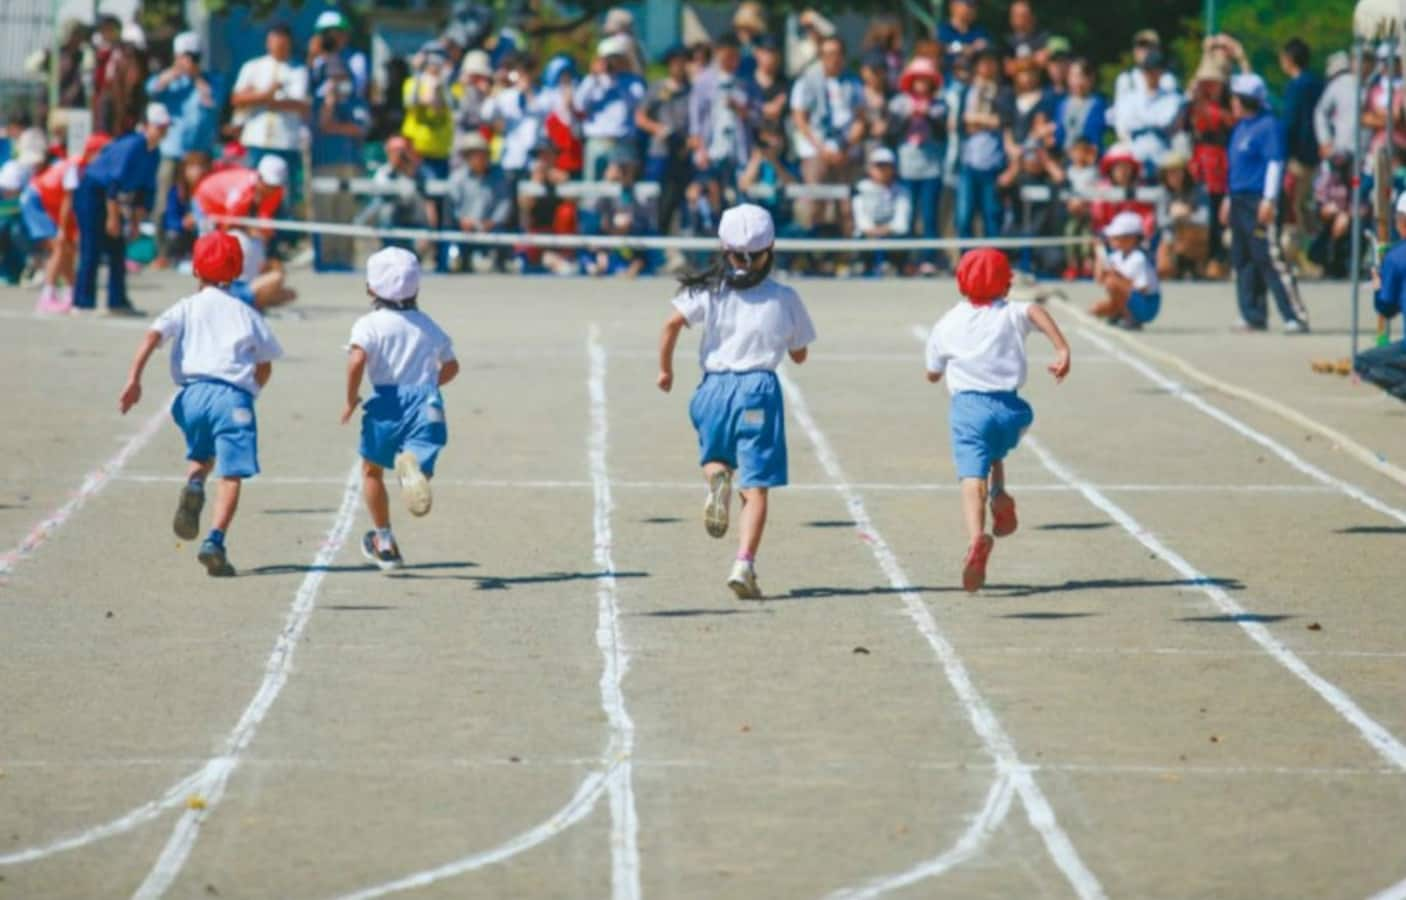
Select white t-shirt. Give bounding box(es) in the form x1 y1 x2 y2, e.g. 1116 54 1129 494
1108 246 1159 294
233 231 266 283
672 279 817 373
348 308 456 388
234 55 309 151
151 287 284 395
925 300 1034 395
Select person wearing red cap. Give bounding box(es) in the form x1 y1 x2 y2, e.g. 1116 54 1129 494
117 230 284 578
924 248 1071 592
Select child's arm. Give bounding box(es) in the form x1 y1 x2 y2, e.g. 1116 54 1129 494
119 330 162 414
341 346 367 424
254 361 273 389
658 310 687 392
1027 305 1072 383
438 358 461 386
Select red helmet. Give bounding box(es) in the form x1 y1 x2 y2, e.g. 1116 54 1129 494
192 231 244 284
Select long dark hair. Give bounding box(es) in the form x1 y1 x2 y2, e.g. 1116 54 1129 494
676 249 774 295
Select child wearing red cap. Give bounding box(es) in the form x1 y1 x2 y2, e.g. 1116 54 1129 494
118 230 283 577
925 248 1071 591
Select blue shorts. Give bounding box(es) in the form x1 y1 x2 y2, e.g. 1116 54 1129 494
1128 291 1161 324
688 370 787 488
20 188 57 243
172 380 260 478
360 384 448 475
949 391 1034 480
228 280 256 308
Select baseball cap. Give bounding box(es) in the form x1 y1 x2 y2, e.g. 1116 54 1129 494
315 10 349 32
0 160 26 193
718 203 775 253
455 131 489 153
144 102 172 127
868 146 896 167
173 31 201 57
366 246 421 302
1230 72 1268 104
1104 210 1145 238
256 154 288 187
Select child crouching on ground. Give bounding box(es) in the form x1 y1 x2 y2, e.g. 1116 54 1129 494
1091 211 1162 330
342 247 459 571
657 203 816 600
118 231 283 576
925 248 1071 592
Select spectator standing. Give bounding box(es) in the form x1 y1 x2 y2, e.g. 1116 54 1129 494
575 35 647 181
859 51 894 157
540 55 584 178
890 56 949 273
401 42 455 181
231 25 310 223
310 11 369 99
309 40 369 271
1001 140 1066 275
732 3 769 80
1113 31 1178 108
1002 2 1049 70
863 17 905 90
956 50 1007 238
1056 59 1107 152
689 34 758 206
790 36 865 235
1186 49 1234 276
1278 38 1325 275
637 45 693 235
753 35 790 125
453 50 494 140
146 32 219 234
1044 36 1073 98
1315 51 1361 161
1224 73 1309 333
484 54 546 190
786 10 837 79
446 132 511 272
1112 47 1183 173
1005 56 1056 150
937 0 993 78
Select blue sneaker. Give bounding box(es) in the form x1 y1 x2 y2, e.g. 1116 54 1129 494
197 539 236 577
173 483 204 540
360 530 404 572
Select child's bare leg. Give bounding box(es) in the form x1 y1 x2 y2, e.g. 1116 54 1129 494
185 459 213 483
1090 279 1131 318
253 272 297 310
43 243 63 285
702 461 730 482
989 460 1005 496
210 477 241 533
960 477 988 543
737 487 768 559
363 462 391 530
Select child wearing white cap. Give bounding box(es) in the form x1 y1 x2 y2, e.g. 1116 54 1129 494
657 203 816 599
342 247 460 571
1091 210 1161 329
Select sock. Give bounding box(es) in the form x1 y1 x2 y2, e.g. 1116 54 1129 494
736 550 755 564
376 527 394 549
989 484 1004 500
187 474 206 490
207 528 225 547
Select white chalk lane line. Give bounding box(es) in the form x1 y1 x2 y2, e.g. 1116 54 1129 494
330 325 640 900
780 369 1106 900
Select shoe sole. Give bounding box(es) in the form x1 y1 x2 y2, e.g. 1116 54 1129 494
360 533 403 572
704 472 731 538
962 536 994 593
197 546 236 578
991 495 1018 539
728 577 762 601
395 452 432 517
173 486 205 540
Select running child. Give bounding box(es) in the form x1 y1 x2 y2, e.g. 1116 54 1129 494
1091 210 1162 330
118 231 283 576
341 246 459 571
657 203 816 600
924 248 1071 592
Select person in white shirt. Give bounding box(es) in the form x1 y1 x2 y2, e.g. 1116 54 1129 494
1092 210 1162 329
118 231 283 577
1112 48 1183 171
924 248 1071 592
230 25 310 217
853 146 914 273
341 247 460 571
657 204 816 600
575 35 647 181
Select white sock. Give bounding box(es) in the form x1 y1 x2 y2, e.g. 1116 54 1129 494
376 527 394 548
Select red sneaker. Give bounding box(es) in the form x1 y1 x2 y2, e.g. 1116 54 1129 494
991 492 1018 538
962 535 995 593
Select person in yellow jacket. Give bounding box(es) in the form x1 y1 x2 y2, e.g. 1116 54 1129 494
401 41 455 179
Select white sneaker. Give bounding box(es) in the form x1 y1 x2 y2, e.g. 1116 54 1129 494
1283 319 1310 334
703 470 731 538
727 559 763 600
395 451 433 517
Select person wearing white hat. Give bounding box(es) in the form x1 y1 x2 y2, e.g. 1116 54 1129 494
853 145 913 272
1091 210 1161 329
342 247 460 571
71 104 170 314
657 203 817 600
1315 49 1363 161
146 30 219 238
574 32 647 180
1224 70 1310 333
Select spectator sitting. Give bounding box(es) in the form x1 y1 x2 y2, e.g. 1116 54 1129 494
159 150 211 271
595 144 657 237
890 55 949 274
852 146 912 275
1001 139 1066 276
516 141 577 274
1154 150 1212 279
1056 58 1107 152
738 122 798 227
372 136 438 257
575 34 647 181
446 132 510 273
1090 142 1153 237
1062 136 1100 278
1093 210 1162 329
0 161 28 285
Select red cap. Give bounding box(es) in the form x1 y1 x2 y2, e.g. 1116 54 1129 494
192 231 244 284
955 248 1012 304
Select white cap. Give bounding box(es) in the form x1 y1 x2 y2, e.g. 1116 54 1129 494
144 102 172 127
1395 192 1406 218
462 49 492 78
597 33 633 58
121 21 146 49
315 10 349 31
1230 72 1267 104
173 31 201 57
868 146 896 167
366 246 421 302
1104 210 1145 239
256 154 288 187
718 203 775 253
0 160 26 193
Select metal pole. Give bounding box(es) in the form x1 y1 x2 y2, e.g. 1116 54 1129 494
1351 37 1365 362
1204 0 1217 37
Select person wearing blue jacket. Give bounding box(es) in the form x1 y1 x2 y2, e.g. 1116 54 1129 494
1375 193 1406 344
1278 37 1325 273
1222 73 1310 333
73 104 170 314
